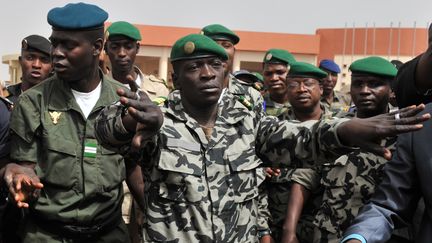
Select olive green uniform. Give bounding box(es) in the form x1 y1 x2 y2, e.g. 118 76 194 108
9 73 129 242
321 90 351 116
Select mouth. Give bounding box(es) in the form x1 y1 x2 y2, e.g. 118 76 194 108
200 86 220 93
116 60 130 66
296 96 311 102
357 100 374 106
30 71 41 78
54 63 68 72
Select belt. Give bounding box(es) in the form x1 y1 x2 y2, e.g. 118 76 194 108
30 209 123 240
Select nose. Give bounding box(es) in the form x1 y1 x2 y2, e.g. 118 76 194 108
297 82 308 92
32 58 42 68
201 64 216 80
359 84 371 94
52 45 65 60
118 47 127 57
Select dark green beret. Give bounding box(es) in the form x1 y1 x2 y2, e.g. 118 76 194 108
21 35 51 56
170 34 228 62
263 49 296 65
106 21 142 41
47 2 108 30
252 72 264 82
349 56 397 78
288 62 328 79
200 24 240 45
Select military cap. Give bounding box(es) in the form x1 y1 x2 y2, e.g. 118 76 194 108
252 72 264 82
200 24 240 45
288 62 328 79
349 56 397 78
170 34 228 62
319 59 341 73
234 70 260 83
106 21 142 41
21 35 51 56
263 49 296 65
47 2 108 30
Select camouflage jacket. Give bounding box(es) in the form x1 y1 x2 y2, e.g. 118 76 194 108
263 93 291 119
321 90 351 117
95 89 352 242
228 74 264 111
313 134 396 237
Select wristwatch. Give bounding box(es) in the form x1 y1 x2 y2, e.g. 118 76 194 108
257 229 272 239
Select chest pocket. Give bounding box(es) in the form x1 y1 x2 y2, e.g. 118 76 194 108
157 147 206 203
39 136 78 189
227 149 261 203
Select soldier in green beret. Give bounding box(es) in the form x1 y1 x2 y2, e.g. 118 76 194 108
6 35 52 104
105 20 169 243
92 32 429 243
304 56 412 243
201 24 264 111
262 48 296 118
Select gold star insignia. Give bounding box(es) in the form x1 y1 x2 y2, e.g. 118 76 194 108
49 111 62 125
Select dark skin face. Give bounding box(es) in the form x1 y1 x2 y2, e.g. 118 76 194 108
215 40 235 74
263 63 289 103
350 75 391 118
50 29 103 91
105 35 139 82
19 50 52 90
286 77 323 114
321 69 338 97
173 57 225 110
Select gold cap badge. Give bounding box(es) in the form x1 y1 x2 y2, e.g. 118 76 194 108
184 41 195 54
265 53 272 61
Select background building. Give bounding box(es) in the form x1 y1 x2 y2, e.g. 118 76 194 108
2 24 427 91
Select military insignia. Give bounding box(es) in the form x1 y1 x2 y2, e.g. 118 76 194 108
152 96 167 106
238 96 253 110
184 41 195 54
199 30 204 35
265 53 272 61
49 111 62 125
21 39 28 50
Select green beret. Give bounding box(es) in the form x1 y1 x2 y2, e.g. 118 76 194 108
21 35 51 56
263 49 296 65
288 62 328 79
106 21 142 41
47 2 108 30
349 56 397 78
170 34 228 62
252 72 264 82
200 24 240 45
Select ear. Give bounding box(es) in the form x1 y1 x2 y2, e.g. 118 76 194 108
93 38 104 56
136 42 140 52
172 72 180 90
18 56 22 62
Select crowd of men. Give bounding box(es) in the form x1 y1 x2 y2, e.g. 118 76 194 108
0 2 431 243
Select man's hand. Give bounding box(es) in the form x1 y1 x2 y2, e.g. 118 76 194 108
3 163 43 208
264 167 281 178
117 81 163 150
338 104 430 160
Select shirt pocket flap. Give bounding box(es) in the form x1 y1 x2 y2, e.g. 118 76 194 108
45 137 76 156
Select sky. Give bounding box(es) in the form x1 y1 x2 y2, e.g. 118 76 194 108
1 0 431 81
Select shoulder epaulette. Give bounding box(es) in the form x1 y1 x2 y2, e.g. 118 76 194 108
237 95 254 110
152 96 167 106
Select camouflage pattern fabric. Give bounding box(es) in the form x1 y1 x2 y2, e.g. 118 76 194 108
321 90 351 117
95 89 353 242
228 74 264 111
263 93 291 119
266 105 332 242
313 136 397 240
